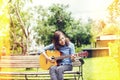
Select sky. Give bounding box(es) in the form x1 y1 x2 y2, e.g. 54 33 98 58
32 0 113 21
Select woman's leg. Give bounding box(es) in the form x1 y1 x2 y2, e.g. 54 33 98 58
49 66 58 80
56 65 72 80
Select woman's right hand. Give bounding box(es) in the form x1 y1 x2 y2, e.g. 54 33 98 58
42 52 51 61
42 52 55 62
47 56 56 63
46 56 52 61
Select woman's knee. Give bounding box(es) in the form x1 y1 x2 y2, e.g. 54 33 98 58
49 66 57 73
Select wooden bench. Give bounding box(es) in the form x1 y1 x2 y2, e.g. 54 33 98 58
0 55 85 80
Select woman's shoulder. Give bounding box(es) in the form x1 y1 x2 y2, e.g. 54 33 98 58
69 42 74 46
44 43 55 50
48 43 54 46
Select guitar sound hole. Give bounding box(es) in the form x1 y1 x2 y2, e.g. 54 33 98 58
51 56 55 59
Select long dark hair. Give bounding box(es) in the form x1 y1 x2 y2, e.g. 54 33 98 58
52 30 70 50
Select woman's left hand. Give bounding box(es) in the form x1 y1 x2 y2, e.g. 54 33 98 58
71 54 76 62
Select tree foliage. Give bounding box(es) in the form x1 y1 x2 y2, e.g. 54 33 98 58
35 4 92 47
47 4 73 31
107 0 120 34
9 1 93 55
0 0 10 55
9 0 34 55
107 0 120 23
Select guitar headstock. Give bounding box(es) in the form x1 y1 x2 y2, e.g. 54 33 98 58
76 51 88 57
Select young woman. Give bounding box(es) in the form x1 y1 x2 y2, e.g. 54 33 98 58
41 30 75 80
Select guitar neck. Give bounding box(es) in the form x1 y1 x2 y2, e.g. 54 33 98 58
55 55 71 60
54 51 88 60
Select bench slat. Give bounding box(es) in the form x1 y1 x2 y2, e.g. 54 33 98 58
0 65 40 68
0 71 80 75
1 56 39 60
0 60 39 63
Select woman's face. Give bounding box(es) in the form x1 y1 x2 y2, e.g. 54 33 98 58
59 34 66 46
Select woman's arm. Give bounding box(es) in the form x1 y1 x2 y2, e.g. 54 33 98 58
69 42 76 61
41 44 54 60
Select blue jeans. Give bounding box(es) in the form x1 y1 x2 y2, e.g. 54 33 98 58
49 65 72 80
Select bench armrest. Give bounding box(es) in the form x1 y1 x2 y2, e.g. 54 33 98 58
79 58 84 65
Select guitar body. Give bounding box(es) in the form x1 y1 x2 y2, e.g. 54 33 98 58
39 50 88 70
39 50 61 70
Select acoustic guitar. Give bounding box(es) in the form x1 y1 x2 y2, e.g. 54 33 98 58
39 50 88 70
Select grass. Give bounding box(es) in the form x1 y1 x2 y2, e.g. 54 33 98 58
1 56 120 80
0 68 78 80
83 56 120 80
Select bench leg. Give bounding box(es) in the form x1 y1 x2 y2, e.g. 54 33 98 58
78 74 80 80
80 66 84 80
74 73 83 80
74 74 77 80
25 74 28 80
81 66 83 80
35 68 39 77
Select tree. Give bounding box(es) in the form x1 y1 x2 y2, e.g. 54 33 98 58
42 4 92 47
106 0 120 35
66 19 92 47
48 4 73 32
0 0 10 55
9 0 33 55
33 5 56 46
107 0 120 23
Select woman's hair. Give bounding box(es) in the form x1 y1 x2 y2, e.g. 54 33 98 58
52 30 70 50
